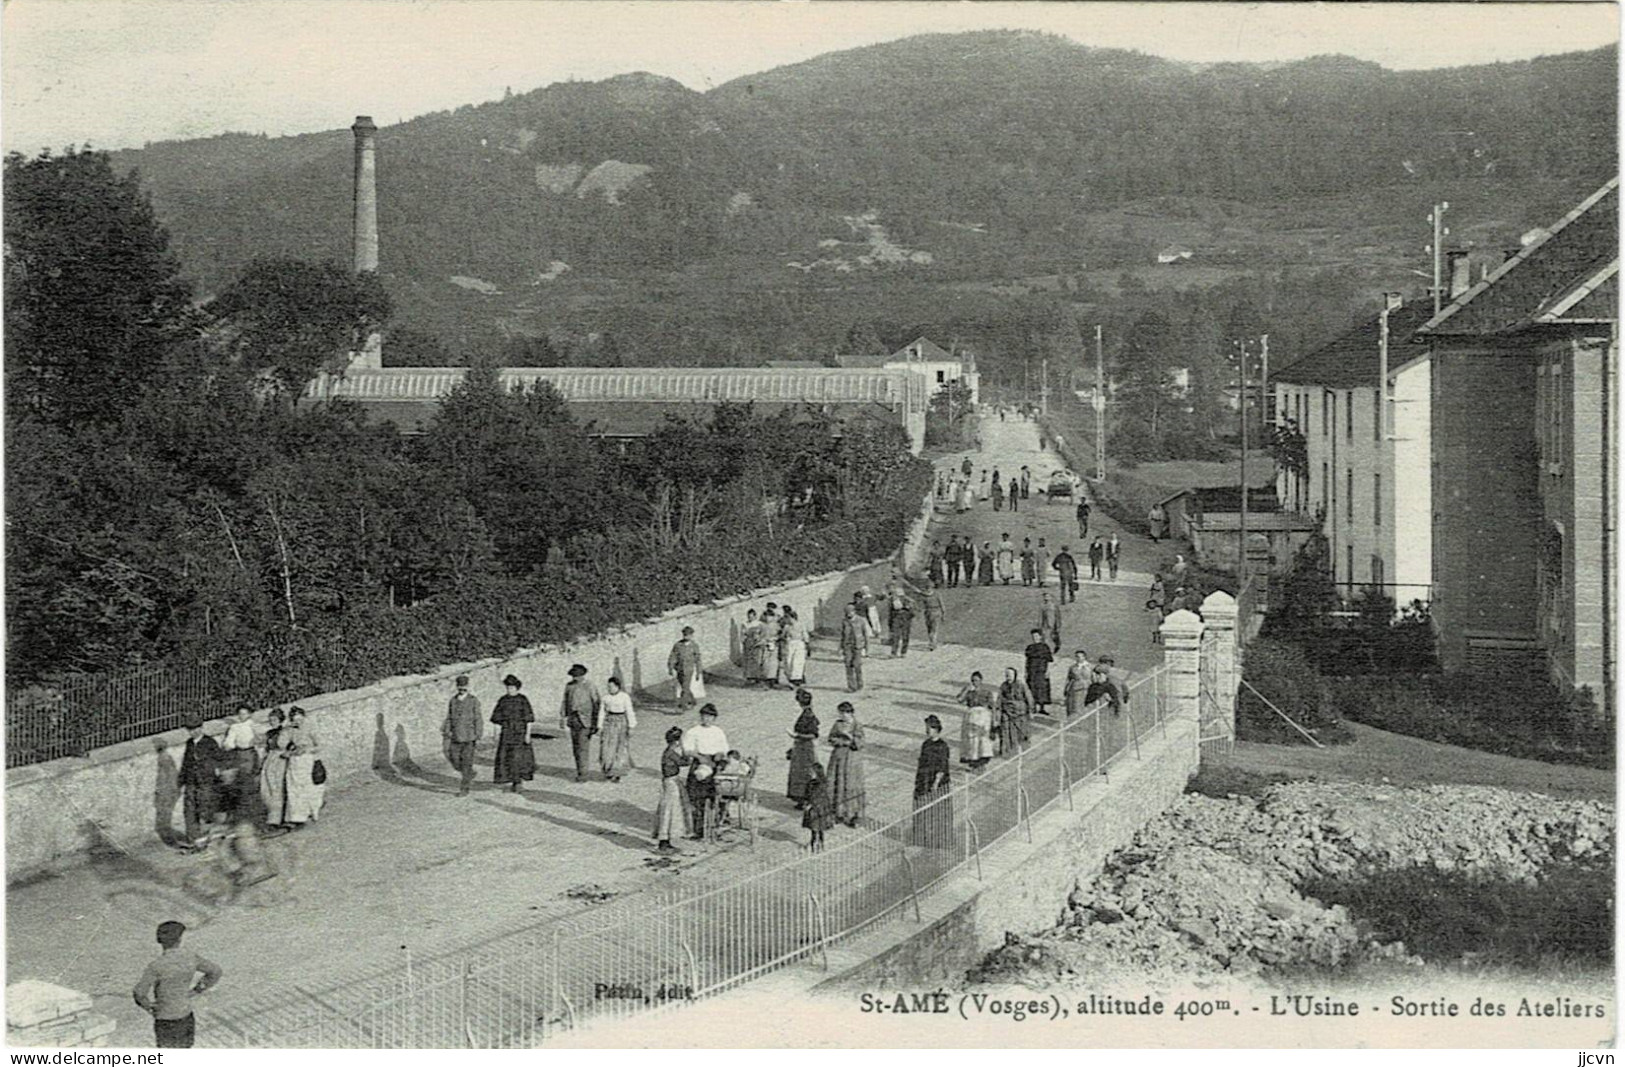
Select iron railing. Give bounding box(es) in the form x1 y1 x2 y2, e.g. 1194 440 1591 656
6 639 349 768
206 666 1176 1048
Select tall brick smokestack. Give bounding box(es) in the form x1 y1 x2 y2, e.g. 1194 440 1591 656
351 116 379 274
348 116 383 368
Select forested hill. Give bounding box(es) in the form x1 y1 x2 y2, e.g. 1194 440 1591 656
106 30 1616 350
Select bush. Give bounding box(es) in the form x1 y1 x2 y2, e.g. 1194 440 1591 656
1089 470 1166 539
1327 671 1613 769
1108 420 1164 464
1238 638 1353 745
1301 862 1613 967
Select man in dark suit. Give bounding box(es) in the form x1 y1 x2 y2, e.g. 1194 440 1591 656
179 717 222 849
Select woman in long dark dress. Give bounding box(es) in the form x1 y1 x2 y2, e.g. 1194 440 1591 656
977 542 995 586
1024 629 1055 714
826 702 866 826
490 674 536 793
998 666 1033 754
911 715 953 848
785 688 820 807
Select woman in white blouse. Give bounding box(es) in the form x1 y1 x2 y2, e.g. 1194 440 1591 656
598 677 636 782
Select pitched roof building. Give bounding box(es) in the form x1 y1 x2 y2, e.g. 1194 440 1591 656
1414 177 1617 712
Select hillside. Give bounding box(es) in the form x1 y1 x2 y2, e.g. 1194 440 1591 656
106 30 1617 363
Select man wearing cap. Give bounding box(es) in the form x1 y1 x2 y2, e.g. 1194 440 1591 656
681 705 729 838
179 718 223 849
443 675 483 796
559 664 602 783
667 626 703 711
840 603 868 692
1052 544 1080 605
132 920 223 1047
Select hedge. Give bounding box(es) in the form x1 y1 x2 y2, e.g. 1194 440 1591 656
24 469 934 755
1237 638 1353 745
1327 672 1612 769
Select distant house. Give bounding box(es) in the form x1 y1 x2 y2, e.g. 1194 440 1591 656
1156 245 1194 265
836 336 980 403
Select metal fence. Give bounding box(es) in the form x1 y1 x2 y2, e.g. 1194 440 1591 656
212 666 1174 1048
7 640 349 768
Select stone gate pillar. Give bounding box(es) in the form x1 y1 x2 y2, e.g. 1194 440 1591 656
1158 608 1204 749
1200 590 1239 749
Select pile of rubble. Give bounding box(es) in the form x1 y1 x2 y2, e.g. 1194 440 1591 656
6 980 116 1048
972 782 1614 985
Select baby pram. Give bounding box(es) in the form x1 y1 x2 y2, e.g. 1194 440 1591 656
712 757 758 847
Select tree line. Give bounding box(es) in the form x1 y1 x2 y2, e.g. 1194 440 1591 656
5 149 929 693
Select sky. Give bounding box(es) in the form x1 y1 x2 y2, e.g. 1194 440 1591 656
3 1 1618 154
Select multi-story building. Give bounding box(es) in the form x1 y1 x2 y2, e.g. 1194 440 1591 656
1415 177 1617 712
1272 301 1437 608
1275 178 1616 715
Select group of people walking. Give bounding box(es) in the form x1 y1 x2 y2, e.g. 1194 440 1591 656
173 703 325 909
839 577 947 690
937 458 1039 515
936 454 1046 516
738 604 811 689
954 645 1134 771
653 687 870 855
178 704 325 851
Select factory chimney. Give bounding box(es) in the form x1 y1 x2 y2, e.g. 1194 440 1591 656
352 116 379 273
350 116 382 367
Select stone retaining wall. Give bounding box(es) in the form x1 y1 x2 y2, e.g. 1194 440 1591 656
6 497 937 878
816 715 1199 987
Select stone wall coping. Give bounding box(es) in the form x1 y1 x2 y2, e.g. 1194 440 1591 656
1159 608 1205 637
6 553 898 789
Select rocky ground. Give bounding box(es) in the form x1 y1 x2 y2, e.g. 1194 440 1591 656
970 780 1615 986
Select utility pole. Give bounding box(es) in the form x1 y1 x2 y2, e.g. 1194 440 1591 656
1259 334 1270 426
1427 201 1450 317
1094 325 1106 481
1377 292 1402 439
1238 337 1251 592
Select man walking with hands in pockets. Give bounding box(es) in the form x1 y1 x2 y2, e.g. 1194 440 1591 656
443 674 482 796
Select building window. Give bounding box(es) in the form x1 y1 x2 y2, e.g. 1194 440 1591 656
1346 544 1354 592
936 370 945 384
1322 392 1330 437
1373 472 1382 527
1347 468 1354 523
1346 391 1354 440
1371 554 1385 588
1322 462 1329 510
1373 385 1382 441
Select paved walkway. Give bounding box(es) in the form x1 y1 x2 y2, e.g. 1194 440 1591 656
6 414 1175 1047
925 414 1173 672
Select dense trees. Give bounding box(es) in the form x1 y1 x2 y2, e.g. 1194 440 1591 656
207 258 392 395
4 149 196 425
5 149 930 691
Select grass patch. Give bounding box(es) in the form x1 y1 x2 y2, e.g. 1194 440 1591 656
1330 673 1613 771
1301 862 1614 970
1239 638 1356 746
1184 762 1300 799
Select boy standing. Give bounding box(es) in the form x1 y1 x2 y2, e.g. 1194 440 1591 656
132 921 223 1048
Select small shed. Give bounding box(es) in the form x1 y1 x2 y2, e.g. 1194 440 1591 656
1189 511 1317 574
1157 484 1280 542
